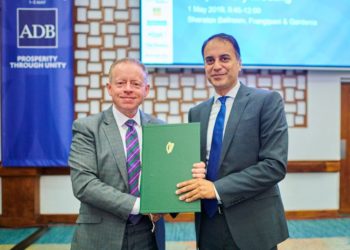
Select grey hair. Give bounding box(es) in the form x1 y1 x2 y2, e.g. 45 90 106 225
108 58 148 83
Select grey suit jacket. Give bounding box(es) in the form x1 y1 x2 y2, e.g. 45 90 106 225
69 107 165 250
189 84 289 250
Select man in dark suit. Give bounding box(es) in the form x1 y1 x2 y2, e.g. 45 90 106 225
176 33 289 250
69 58 205 250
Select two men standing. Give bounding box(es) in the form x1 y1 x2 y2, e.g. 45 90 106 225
69 33 289 250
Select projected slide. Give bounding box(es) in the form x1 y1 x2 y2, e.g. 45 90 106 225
141 0 350 69
141 0 173 64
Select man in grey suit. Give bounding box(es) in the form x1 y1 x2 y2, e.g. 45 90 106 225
69 58 205 250
176 33 289 250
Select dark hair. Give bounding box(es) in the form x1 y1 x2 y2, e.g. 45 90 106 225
201 33 241 60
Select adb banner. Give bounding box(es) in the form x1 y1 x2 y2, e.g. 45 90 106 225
1 0 74 167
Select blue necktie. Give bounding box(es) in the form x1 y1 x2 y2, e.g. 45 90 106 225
203 96 228 217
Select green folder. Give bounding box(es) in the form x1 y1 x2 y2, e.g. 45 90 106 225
140 123 201 213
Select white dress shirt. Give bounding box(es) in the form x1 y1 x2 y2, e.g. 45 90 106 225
111 106 141 214
206 82 241 201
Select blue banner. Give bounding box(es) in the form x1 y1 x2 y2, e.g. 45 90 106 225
1 0 74 166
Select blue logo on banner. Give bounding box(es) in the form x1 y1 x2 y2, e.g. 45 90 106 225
17 8 58 48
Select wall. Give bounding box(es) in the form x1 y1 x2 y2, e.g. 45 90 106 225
37 71 350 214
281 71 350 210
280 71 350 210
40 176 79 214
289 71 343 160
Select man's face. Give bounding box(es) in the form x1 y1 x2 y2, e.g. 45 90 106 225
203 38 242 96
107 62 149 117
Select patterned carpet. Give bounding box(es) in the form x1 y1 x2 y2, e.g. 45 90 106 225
1 219 350 250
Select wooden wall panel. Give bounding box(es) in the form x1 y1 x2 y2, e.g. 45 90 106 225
340 83 350 213
0 168 40 227
0 160 344 226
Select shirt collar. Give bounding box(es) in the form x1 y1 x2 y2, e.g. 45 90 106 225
111 105 141 127
214 81 241 103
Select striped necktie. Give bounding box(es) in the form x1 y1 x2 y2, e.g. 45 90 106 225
125 119 142 224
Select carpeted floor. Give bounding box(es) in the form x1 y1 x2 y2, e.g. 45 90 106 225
1 219 350 250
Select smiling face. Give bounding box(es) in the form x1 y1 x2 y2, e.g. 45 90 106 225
107 61 149 117
203 38 242 96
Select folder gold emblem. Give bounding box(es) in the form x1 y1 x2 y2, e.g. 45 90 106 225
140 123 201 213
166 142 175 154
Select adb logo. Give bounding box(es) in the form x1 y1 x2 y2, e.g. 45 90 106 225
17 8 58 48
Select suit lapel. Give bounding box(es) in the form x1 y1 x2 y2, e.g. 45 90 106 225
102 107 129 187
140 110 151 126
220 84 251 165
200 98 214 161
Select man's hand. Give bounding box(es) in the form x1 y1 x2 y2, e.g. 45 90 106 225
175 179 216 202
148 213 163 222
192 162 206 179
